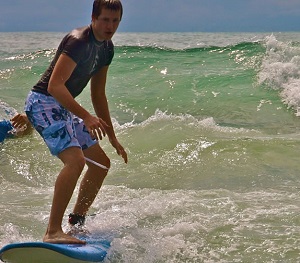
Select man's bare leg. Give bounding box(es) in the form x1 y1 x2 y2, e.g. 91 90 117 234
71 144 110 218
43 147 86 244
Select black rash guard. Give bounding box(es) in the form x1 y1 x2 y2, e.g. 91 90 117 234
32 25 114 98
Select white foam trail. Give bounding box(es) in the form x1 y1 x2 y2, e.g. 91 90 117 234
258 34 300 115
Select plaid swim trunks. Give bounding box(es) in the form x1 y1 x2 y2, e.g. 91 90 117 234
24 91 97 156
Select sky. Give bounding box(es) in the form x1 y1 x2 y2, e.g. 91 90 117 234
1 0 300 32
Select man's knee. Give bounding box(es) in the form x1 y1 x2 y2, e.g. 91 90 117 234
59 147 86 171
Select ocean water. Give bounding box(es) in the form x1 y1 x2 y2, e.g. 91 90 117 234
1 31 300 262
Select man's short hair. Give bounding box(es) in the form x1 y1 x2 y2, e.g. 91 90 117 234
92 0 123 20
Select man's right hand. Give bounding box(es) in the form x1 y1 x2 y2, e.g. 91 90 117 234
83 114 109 140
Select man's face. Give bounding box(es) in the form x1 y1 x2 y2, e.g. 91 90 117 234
92 8 121 41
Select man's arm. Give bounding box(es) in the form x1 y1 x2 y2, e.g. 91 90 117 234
91 66 128 163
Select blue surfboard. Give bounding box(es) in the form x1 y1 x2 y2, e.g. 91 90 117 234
0 238 110 263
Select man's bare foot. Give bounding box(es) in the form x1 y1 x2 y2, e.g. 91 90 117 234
43 231 86 244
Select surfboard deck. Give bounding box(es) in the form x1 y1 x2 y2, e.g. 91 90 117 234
0 238 110 263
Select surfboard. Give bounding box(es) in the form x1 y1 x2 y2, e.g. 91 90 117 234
0 238 110 263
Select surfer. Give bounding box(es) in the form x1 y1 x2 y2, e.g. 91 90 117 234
24 0 127 244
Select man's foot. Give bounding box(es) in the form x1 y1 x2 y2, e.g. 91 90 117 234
68 213 86 226
43 231 86 244
67 213 90 236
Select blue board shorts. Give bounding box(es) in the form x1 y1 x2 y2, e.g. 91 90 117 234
24 91 97 156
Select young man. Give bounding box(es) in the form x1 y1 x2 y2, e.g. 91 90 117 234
24 0 127 244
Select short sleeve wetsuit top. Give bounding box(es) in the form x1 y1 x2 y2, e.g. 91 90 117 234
32 25 114 98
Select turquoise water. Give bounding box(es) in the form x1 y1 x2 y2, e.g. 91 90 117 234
1 32 300 262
